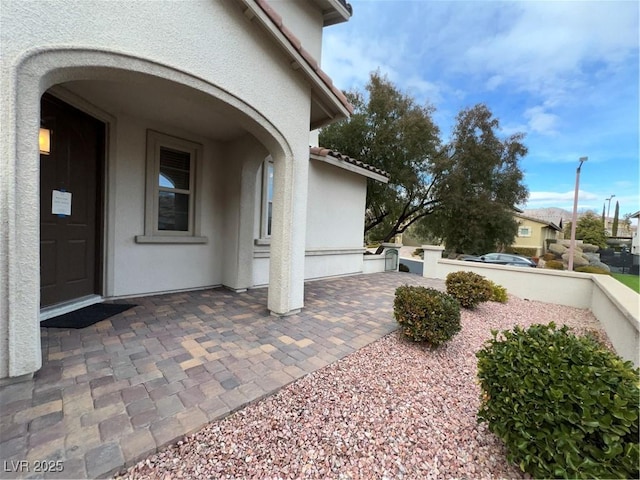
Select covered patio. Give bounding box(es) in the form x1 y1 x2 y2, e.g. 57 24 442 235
0 272 443 479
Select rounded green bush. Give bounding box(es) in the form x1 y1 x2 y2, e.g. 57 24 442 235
476 323 639 479
393 285 460 346
488 281 508 303
545 259 564 270
445 271 492 309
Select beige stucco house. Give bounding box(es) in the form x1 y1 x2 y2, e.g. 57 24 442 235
0 0 389 382
512 213 563 256
631 211 640 255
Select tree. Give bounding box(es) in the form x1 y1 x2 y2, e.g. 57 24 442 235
622 213 632 235
601 205 606 229
612 201 619 236
563 211 607 248
319 72 442 250
418 104 529 254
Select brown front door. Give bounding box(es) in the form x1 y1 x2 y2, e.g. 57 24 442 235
40 93 105 307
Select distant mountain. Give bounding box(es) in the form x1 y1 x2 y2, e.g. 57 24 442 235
522 207 574 226
523 207 636 236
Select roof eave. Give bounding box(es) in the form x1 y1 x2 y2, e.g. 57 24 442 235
309 0 353 26
515 212 562 230
239 0 352 128
310 153 389 183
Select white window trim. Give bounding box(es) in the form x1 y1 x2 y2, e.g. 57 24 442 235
136 130 207 244
259 158 274 242
518 226 532 238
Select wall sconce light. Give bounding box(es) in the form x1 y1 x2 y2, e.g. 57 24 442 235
39 127 51 155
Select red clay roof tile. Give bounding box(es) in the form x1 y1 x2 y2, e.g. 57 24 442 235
310 146 390 178
256 0 282 27
254 0 353 114
279 25 302 51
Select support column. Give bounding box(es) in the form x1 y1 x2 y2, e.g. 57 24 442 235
0 81 42 381
267 144 308 316
422 245 445 279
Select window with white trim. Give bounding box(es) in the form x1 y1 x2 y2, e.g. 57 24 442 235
518 226 532 237
136 130 206 244
260 158 274 239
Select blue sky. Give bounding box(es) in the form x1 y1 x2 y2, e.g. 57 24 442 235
320 0 639 218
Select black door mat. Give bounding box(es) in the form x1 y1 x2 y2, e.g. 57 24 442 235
41 303 136 329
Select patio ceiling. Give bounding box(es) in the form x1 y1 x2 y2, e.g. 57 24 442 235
60 78 248 142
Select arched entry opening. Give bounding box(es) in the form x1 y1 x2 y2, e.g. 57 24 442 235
3 48 303 379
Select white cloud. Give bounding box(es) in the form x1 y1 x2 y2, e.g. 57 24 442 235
523 106 559 136
529 190 599 203
403 76 443 104
525 190 639 217
321 1 638 207
463 1 638 97
486 75 504 91
321 34 396 91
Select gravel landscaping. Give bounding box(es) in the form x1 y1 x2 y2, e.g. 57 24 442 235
118 295 608 480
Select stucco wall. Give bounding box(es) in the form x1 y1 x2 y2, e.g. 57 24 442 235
422 246 640 366
363 255 386 274
270 0 324 59
110 114 225 297
1 1 314 143
590 275 640 367
0 0 321 377
306 160 367 249
434 259 594 308
252 160 369 285
513 218 545 254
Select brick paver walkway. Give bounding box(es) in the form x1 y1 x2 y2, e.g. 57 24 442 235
0 272 443 479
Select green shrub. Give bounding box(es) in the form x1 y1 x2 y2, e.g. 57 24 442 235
399 263 410 273
545 259 564 270
445 271 492 309
575 265 611 275
476 323 639 479
393 285 461 346
542 252 556 261
412 248 424 259
488 281 508 303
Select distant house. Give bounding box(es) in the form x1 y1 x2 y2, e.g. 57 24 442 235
631 211 640 255
512 213 563 256
0 0 391 382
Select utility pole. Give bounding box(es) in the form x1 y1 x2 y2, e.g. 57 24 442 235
568 157 588 271
606 194 616 218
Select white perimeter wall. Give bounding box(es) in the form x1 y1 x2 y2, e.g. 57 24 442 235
421 247 640 366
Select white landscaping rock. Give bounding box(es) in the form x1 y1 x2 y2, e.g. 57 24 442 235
562 252 589 267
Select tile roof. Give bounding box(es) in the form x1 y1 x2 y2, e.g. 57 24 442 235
254 0 354 114
310 146 390 178
338 0 353 15
515 212 563 231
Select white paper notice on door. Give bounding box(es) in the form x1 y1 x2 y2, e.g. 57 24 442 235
52 190 72 216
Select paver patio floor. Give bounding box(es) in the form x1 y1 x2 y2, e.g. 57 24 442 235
0 272 444 479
